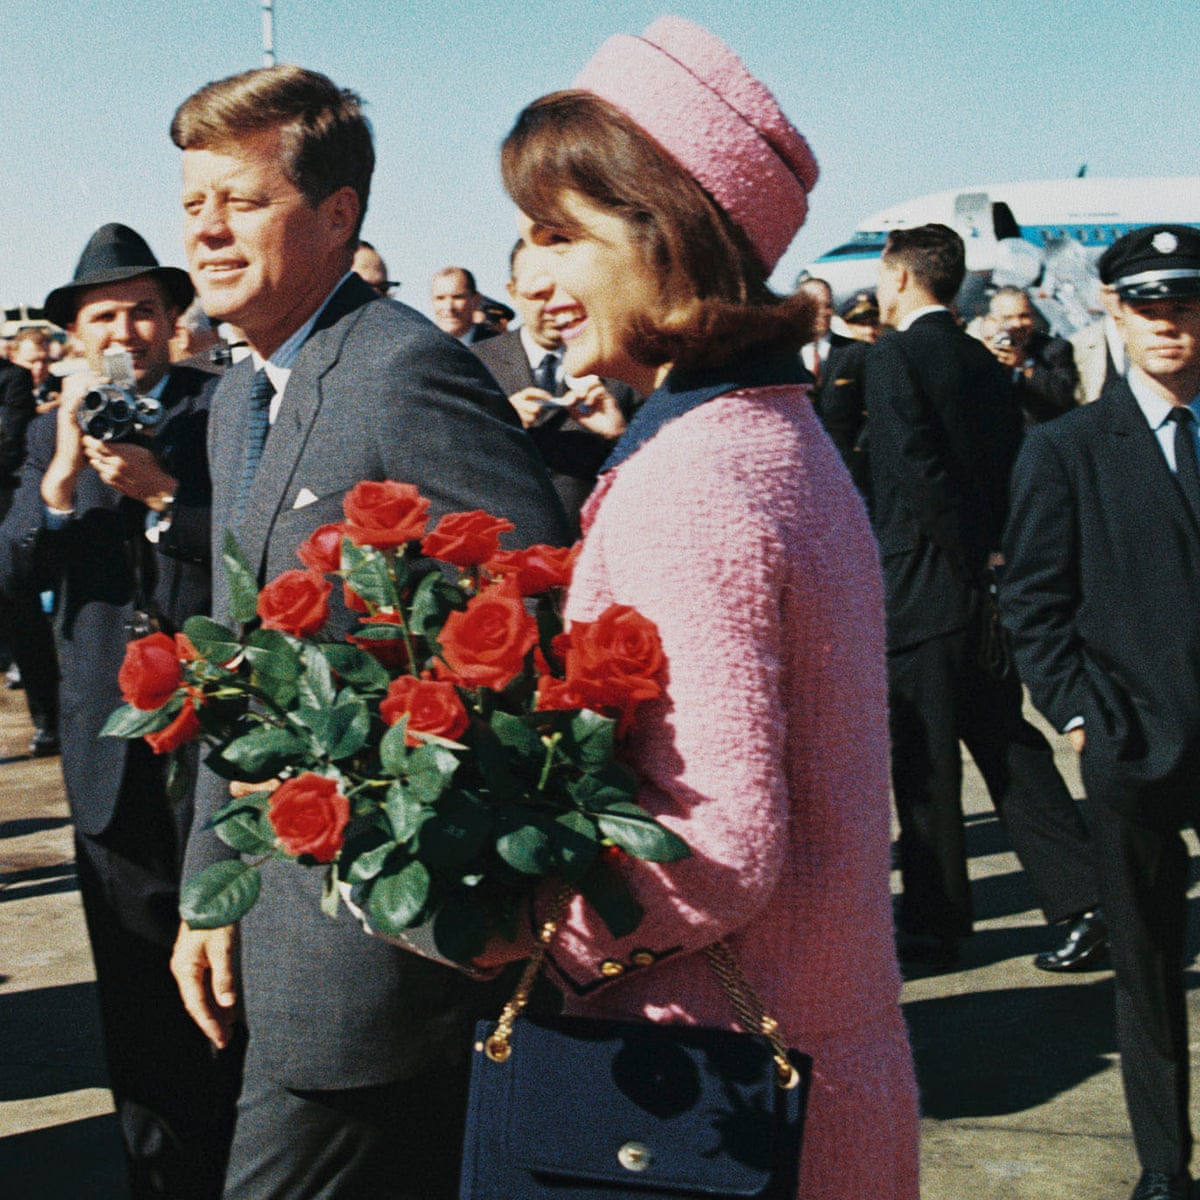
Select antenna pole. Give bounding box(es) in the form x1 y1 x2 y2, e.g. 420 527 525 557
262 0 275 67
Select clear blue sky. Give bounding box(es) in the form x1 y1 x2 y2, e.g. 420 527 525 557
2 0 1197 317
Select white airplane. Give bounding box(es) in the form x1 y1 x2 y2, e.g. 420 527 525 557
803 176 1200 334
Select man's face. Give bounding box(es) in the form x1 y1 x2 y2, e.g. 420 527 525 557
68 276 177 390
875 258 903 328
507 254 561 351
1113 296 1200 389
431 270 477 338
352 245 390 296
989 292 1035 351
798 281 833 341
11 338 50 387
182 125 358 358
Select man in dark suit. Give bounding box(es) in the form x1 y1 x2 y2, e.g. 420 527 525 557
430 265 497 345
981 285 1080 424
168 66 570 1199
799 280 874 499
0 223 240 1198
866 224 1102 969
1002 226 1200 1200
474 239 638 528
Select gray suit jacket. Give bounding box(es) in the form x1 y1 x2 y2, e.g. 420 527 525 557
187 274 570 1089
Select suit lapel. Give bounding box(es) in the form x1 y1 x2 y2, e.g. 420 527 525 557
239 276 374 579
1104 379 1200 538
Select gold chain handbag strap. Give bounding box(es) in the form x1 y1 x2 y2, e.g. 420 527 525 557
482 885 800 1090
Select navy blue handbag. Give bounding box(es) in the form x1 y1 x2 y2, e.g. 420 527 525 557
458 903 811 1199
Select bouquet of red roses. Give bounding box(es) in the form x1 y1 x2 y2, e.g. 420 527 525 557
103 480 686 967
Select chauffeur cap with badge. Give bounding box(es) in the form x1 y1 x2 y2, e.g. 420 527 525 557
1098 224 1200 301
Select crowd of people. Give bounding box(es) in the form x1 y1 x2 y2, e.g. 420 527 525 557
1 15 1198 1200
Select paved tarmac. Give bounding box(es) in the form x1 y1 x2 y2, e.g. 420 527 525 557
2 683 1199 1198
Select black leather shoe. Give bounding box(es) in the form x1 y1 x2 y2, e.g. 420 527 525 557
895 928 960 967
28 728 60 758
1034 909 1109 973
1129 1168 1190 1199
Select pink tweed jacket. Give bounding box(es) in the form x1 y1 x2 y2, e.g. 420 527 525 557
544 384 920 1199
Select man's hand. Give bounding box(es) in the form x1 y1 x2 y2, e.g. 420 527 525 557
988 337 1026 371
40 373 92 510
508 386 556 429
81 437 177 509
1068 727 1086 754
563 376 627 441
171 921 241 1049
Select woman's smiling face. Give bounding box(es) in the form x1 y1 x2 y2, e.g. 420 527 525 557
517 192 666 396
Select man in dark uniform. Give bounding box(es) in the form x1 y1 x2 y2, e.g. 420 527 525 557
0 223 241 1198
1003 226 1200 1200
866 223 1103 971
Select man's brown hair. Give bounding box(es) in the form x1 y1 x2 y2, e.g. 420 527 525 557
882 224 966 305
170 65 374 237
501 91 814 370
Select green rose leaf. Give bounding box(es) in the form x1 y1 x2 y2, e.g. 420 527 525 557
205 724 309 782
319 643 391 692
417 791 491 869
341 826 398 884
409 570 467 639
343 540 401 611
180 860 262 929
379 721 410 777
578 859 643 940
298 645 337 710
328 692 371 759
489 710 541 759
405 743 460 804
182 616 242 666
384 781 426 842
364 858 431 934
223 530 261 625
570 763 639 813
597 802 691 863
563 709 617 773
245 628 301 706
495 810 554 876
551 810 601 879
211 796 277 856
100 697 181 738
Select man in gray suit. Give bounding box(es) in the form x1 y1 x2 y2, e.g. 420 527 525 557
168 65 569 1199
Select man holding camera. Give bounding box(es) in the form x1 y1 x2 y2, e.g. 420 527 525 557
983 285 1079 424
0 223 241 1198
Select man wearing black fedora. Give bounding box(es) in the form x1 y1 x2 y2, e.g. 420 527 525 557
0 222 242 1198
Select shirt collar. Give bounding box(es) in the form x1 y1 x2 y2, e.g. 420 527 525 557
1127 366 1200 429
519 326 560 371
251 270 354 394
898 304 949 332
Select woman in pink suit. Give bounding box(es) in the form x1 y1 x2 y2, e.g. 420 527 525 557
495 17 920 1196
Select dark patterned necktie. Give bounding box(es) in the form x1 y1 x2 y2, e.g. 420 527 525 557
234 369 275 522
1168 407 1200 523
534 352 560 396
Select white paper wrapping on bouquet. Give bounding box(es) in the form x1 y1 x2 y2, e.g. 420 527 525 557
337 880 498 979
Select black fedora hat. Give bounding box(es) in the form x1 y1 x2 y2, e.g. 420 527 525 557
43 223 194 329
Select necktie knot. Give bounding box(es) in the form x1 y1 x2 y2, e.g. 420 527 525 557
1168 407 1195 427
535 353 560 396
249 369 275 410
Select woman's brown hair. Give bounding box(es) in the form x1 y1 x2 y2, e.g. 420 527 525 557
501 91 815 372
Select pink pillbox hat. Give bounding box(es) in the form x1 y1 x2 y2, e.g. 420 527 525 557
573 15 818 273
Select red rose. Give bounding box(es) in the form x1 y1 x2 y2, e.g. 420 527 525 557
487 543 578 596
342 481 429 550
347 610 412 671
174 632 200 662
267 773 350 862
422 510 515 568
556 605 664 730
144 701 202 754
437 577 538 690
380 674 469 746
118 632 183 710
343 582 369 613
257 569 332 638
297 523 346 573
